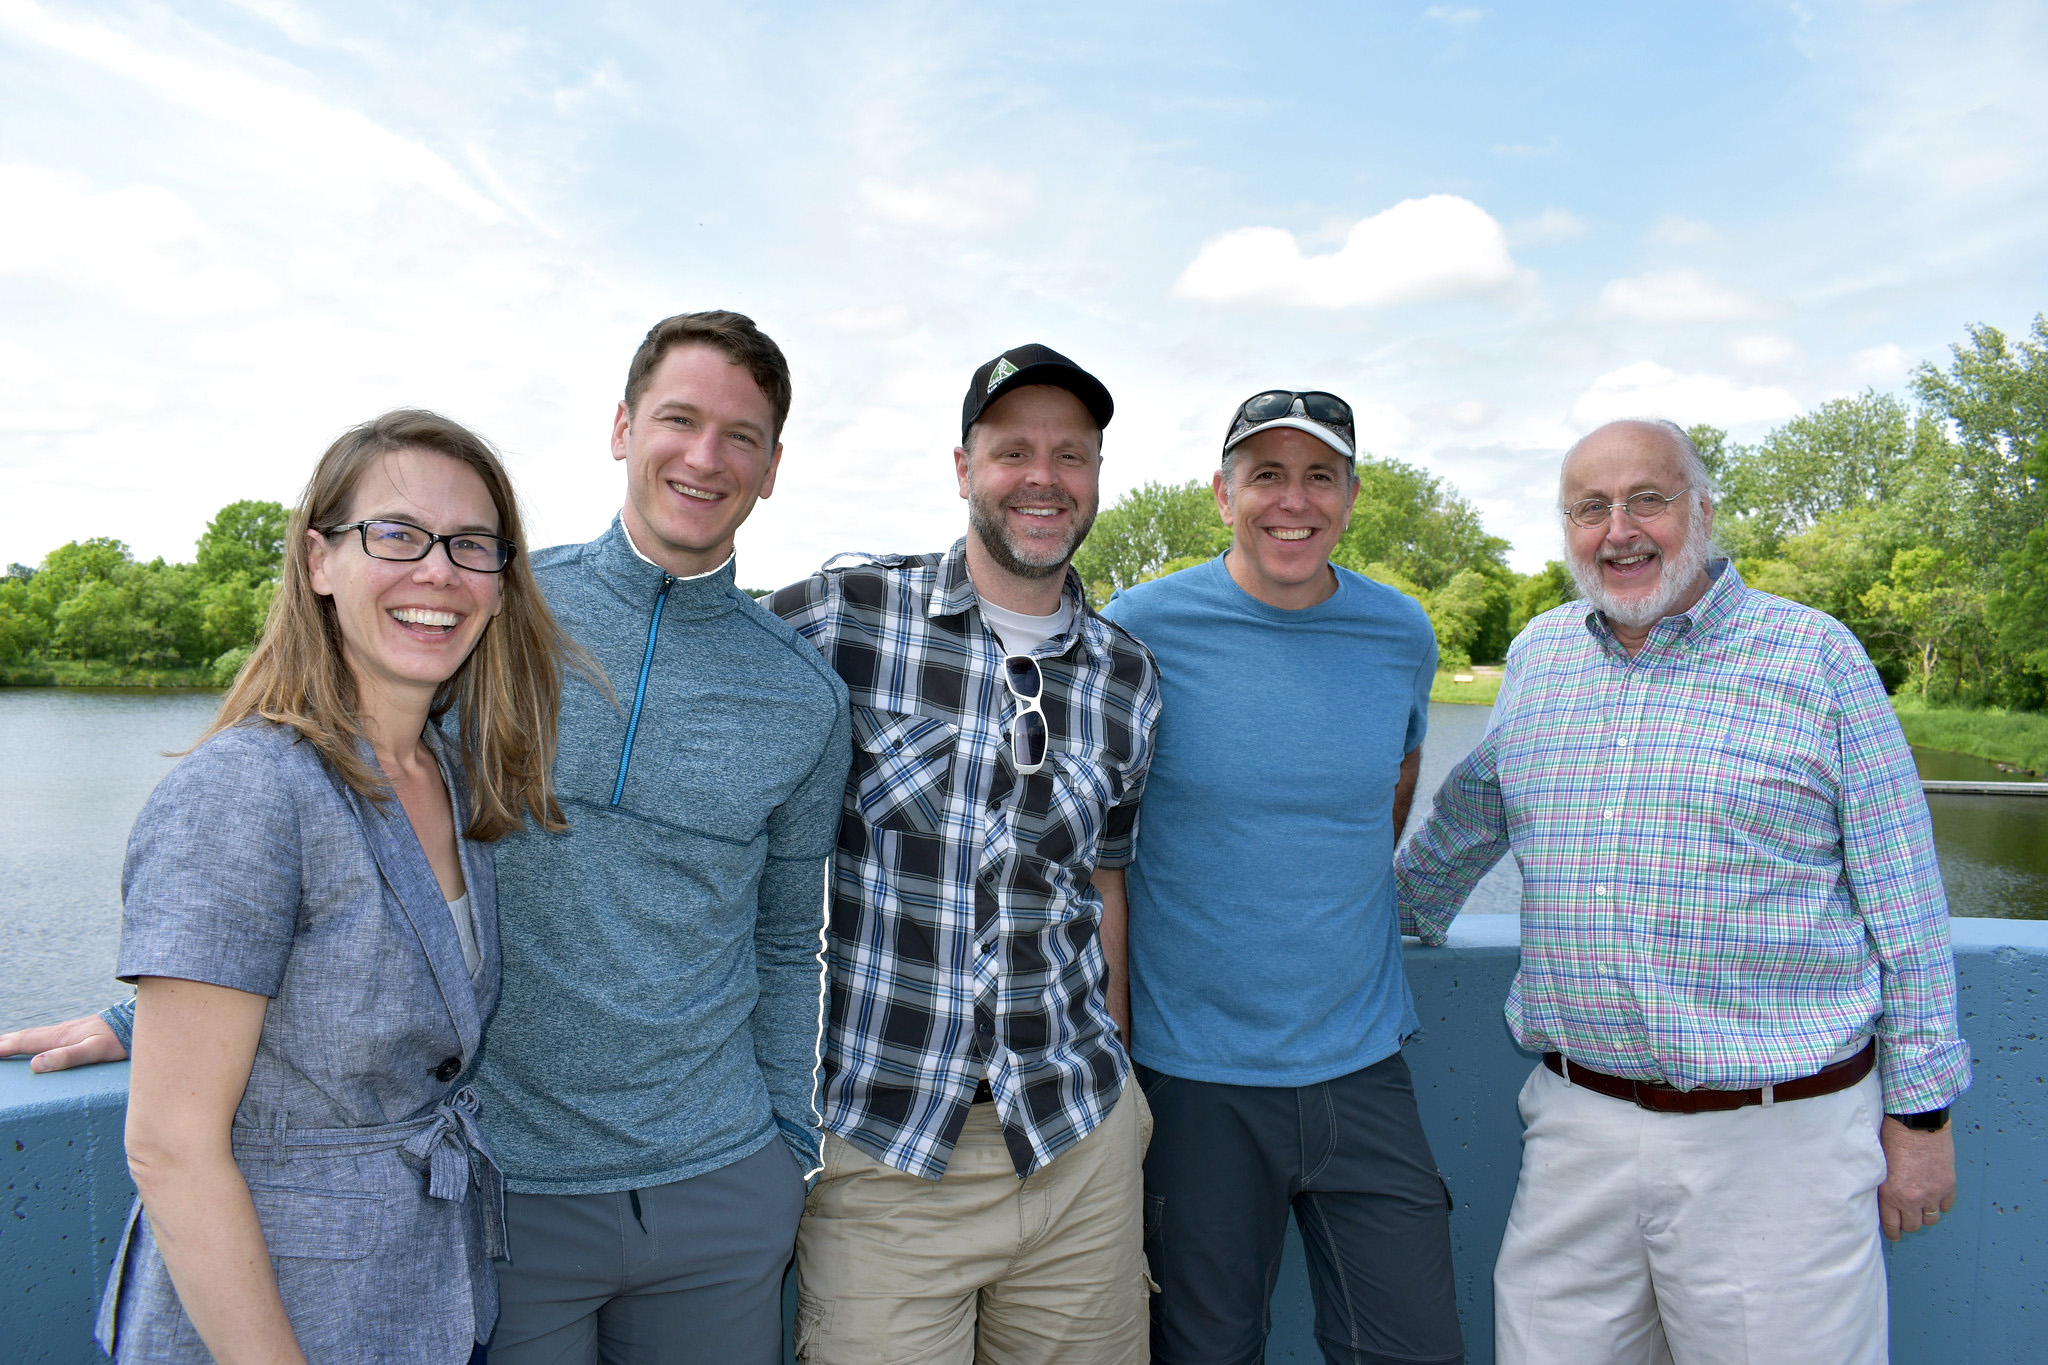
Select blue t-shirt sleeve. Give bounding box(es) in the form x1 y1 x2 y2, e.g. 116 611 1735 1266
1406 608 1437 753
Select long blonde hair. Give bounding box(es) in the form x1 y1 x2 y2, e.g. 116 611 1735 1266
205 409 580 840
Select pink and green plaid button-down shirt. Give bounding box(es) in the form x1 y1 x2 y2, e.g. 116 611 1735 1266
1395 563 1970 1113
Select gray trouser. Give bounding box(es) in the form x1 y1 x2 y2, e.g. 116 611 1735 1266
490 1138 806 1365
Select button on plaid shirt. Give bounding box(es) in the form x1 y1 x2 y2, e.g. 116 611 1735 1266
767 540 1161 1179
1395 563 1970 1113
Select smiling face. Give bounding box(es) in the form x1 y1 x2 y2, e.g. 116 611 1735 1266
612 342 783 576
306 447 504 710
1560 420 1715 640
955 383 1103 587
1214 427 1360 609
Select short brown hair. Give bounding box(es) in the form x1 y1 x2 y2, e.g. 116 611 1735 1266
203 409 590 841
623 310 793 441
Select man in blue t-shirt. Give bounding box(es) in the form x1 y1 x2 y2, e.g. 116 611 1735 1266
1100 390 1461 1365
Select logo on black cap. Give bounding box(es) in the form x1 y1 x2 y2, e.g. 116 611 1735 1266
960 343 1115 443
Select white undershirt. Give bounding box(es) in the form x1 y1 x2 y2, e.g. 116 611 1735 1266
445 892 482 976
621 515 735 581
978 596 1075 658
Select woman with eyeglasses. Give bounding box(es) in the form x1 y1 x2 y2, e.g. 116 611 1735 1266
92 410 580 1364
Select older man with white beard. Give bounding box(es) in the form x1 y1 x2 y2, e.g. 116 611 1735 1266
1394 419 1969 1365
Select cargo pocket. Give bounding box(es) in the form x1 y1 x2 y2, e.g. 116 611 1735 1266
851 707 958 836
246 1184 385 1260
793 1295 833 1359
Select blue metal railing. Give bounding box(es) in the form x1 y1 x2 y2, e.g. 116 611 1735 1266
8 916 2043 1363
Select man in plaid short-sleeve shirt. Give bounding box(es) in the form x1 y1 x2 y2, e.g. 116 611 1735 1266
766 344 1162 1364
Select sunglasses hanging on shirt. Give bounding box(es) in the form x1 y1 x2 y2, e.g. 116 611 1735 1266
1002 655 1048 775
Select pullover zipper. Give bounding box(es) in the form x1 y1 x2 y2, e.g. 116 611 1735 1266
611 575 672 806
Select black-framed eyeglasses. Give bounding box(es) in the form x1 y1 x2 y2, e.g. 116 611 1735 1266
1227 390 1356 448
1002 655 1048 776
1563 489 1690 529
326 520 517 573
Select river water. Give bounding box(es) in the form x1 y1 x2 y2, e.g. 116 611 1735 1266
2 691 2044 1030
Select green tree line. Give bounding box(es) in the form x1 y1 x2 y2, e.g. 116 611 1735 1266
1077 314 2048 707
8 315 2042 707
1072 460 1553 670
1709 316 2048 710
0 501 287 686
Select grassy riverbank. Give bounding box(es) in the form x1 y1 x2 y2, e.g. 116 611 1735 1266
1 660 216 688
1424 673 2048 775
1893 700 2048 775
1431 667 1503 706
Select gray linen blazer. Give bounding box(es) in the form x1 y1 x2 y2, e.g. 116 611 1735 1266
95 719 504 1364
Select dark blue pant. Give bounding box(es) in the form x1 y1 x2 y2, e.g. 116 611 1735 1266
488 1138 806 1364
1139 1052 1463 1365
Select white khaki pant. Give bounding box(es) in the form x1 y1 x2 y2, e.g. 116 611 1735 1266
1494 1060 1890 1365
795 1080 1151 1365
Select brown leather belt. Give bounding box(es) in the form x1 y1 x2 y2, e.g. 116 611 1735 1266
1542 1040 1875 1113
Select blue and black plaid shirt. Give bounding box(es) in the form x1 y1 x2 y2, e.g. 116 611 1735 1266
767 539 1161 1179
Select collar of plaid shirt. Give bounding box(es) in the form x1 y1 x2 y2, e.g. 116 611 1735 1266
922 537 1112 662
774 537 1161 1179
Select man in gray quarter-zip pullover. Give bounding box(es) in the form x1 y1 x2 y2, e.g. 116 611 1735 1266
45 311 849 1363
474 312 850 1364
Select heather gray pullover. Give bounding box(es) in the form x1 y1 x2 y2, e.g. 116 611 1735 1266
470 518 849 1194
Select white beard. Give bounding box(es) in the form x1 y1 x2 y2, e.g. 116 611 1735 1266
1566 500 1714 630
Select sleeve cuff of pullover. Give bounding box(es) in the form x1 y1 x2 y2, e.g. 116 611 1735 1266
100 998 136 1051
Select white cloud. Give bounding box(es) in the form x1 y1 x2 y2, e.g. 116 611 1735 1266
1598 268 1759 322
1830 0 2048 209
1416 400 1495 431
1570 362 1801 429
858 173 1037 233
1510 208 1585 242
1492 136 1559 159
1173 195 1519 309
1424 7 1485 26
1731 334 1798 366
0 0 505 222
1649 215 1720 247
818 304 916 336
0 164 282 317
1852 343 1913 383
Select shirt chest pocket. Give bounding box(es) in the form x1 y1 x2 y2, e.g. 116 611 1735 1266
851 706 959 836
1716 717 1837 863
1015 749 1122 865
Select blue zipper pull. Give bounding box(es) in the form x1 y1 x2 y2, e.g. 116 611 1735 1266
611 575 672 806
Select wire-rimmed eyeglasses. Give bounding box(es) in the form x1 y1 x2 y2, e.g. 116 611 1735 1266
1563 489 1690 529
1002 655 1048 776
326 519 517 573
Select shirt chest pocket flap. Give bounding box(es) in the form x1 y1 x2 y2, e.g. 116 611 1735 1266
852 706 959 836
1024 748 1122 862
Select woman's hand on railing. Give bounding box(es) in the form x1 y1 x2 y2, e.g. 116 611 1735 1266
0 1014 129 1072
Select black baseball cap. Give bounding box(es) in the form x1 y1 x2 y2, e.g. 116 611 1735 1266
960 343 1114 443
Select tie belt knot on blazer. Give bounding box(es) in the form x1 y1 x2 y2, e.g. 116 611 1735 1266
231 1086 507 1258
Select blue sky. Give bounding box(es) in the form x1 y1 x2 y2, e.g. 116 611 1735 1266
3 0 2043 581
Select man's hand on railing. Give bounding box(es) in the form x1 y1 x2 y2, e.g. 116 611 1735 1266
0 1014 129 1072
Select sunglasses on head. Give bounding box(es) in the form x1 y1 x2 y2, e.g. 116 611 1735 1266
1228 390 1356 445
1002 655 1048 776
